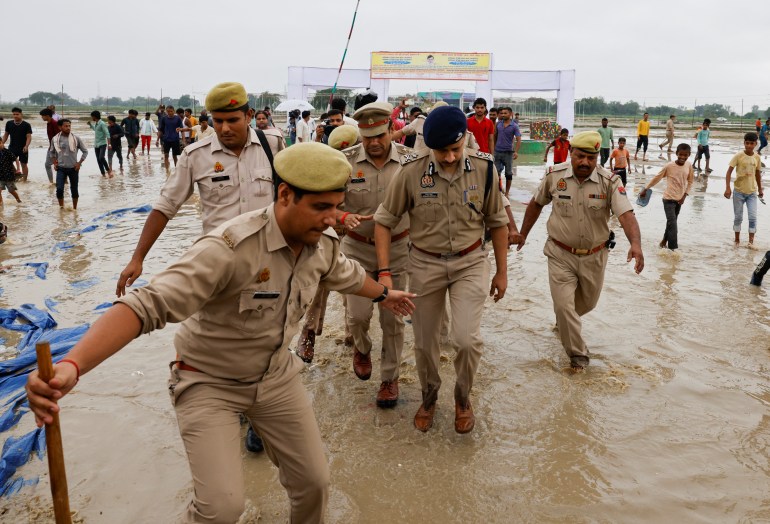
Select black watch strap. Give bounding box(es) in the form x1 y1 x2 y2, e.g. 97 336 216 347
372 285 389 303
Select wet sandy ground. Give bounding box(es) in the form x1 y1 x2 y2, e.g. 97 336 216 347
2 121 770 522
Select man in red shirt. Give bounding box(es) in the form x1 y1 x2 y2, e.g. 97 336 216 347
40 108 60 184
466 97 495 154
543 128 570 165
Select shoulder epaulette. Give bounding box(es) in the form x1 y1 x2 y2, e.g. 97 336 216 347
220 209 270 250
342 143 362 159
546 162 569 175
185 136 212 155
473 150 494 162
399 149 429 166
596 165 616 181
394 143 413 155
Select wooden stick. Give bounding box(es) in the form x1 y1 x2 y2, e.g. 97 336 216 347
35 342 73 524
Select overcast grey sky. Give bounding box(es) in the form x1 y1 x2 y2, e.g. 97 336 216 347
6 0 769 111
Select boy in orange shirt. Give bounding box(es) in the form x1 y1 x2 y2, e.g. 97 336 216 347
609 137 631 186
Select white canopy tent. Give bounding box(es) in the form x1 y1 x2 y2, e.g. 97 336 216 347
287 66 575 130
287 67 389 104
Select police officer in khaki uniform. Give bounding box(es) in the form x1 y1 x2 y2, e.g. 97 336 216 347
374 106 510 434
26 142 416 524
117 82 278 294
117 81 277 453
295 124 360 363
517 131 644 371
337 102 412 407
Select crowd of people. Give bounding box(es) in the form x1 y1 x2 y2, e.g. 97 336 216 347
10 81 770 522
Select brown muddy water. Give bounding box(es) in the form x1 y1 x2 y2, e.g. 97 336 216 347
1 120 770 523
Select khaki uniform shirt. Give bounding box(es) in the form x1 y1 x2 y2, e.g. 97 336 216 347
342 142 411 239
402 115 426 150
533 163 634 249
117 204 366 383
375 149 509 253
154 128 276 234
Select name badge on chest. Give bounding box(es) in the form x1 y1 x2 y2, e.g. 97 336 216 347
420 192 439 199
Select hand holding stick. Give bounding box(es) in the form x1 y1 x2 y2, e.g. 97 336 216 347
35 342 72 524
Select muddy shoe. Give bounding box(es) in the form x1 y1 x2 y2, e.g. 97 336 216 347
245 426 264 453
353 348 372 380
376 379 399 408
414 401 437 432
454 400 475 434
296 329 316 363
570 355 589 372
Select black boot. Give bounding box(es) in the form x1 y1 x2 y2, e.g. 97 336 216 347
750 251 770 286
246 426 264 453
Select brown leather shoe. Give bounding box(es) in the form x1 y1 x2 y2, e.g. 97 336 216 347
353 348 372 380
376 379 399 408
296 330 315 363
454 400 475 434
414 402 437 432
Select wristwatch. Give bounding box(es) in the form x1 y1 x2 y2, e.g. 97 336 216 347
372 285 389 303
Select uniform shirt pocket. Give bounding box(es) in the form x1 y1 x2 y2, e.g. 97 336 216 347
416 192 442 222
250 167 274 197
199 174 235 203
239 290 280 333
555 201 573 217
588 199 608 217
346 179 372 211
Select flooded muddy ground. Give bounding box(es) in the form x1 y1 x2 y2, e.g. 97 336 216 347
1 121 770 522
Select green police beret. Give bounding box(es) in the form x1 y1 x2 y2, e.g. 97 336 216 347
352 102 393 137
274 142 351 192
571 131 602 154
328 125 360 150
205 82 248 112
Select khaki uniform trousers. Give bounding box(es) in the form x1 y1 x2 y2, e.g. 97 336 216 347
342 236 408 381
169 351 328 523
660 131 675 151
544 239 608 362
408 245 490 404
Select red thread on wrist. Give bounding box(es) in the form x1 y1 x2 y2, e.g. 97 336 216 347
59 359 81 382
340 212 351 225
378 272 393 278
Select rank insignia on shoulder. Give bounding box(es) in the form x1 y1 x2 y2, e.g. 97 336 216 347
474 150 494 161
214 162 224 173
420 173 435 188
556 178 567 191
256 267 270 283
400 152 420 164
222 232 235 248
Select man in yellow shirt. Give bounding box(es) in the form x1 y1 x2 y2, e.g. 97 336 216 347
724 132 764 247
634 112 650 161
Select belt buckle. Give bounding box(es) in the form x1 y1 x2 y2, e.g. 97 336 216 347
573 248 589 256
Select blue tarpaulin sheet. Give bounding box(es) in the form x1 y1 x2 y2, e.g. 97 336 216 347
0 306 89 497
0 203 152 497
24 263 48 280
